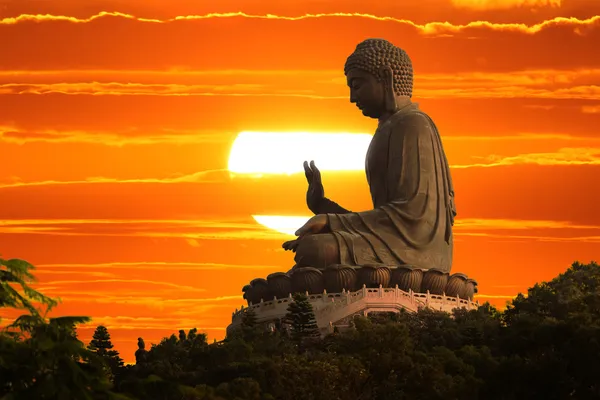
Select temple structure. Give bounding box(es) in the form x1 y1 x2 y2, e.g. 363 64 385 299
227 266 478 336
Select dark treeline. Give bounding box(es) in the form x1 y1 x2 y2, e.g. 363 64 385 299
1 258 600 399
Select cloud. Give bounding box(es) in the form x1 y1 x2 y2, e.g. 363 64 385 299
455 218 600 230
0 83 339 99
1 11 597 36
0 315 227 333
1 217 598 244
0 126 232 146
0 145 599 191
473 294 516 299
1 10 597 74
0 217 289 240
581 105 600 113
36 278 207 293
451 0 562 10
1 68 599 100
455 147 600 168
41 291 242 307
0 169 230 188
36 261 285 271
455 232 600 243
74 315 228 331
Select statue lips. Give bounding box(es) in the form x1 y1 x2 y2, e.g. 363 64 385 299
357 103 371 116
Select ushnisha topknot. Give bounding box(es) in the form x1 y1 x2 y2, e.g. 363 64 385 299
344 38 413 98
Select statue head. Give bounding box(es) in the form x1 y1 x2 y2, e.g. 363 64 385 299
344 38 413 119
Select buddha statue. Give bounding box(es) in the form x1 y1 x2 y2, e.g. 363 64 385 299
283 38 457 273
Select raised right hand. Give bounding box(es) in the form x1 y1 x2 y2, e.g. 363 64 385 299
304 160 325 214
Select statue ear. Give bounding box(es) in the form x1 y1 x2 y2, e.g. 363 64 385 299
379 65 394 87
379 66 398 112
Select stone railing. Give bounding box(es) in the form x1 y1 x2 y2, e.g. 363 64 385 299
228 284 479 333
241 265 478 308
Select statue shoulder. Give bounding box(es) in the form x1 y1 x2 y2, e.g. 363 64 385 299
390 110 434 137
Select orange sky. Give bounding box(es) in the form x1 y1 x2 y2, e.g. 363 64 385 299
1 0 599 363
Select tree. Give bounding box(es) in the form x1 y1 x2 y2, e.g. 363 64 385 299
1 315 125 399
0 257 58 321
1 257 129 398
284 293 321 347
239 306 262 342
88 325 124 380
496 261 600 399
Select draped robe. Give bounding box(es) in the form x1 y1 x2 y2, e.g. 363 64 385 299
316 102 456 273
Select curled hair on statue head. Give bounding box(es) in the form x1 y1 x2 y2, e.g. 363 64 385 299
344 38 414 98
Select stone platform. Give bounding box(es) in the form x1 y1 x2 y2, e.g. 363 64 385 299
242 264 478 306
228 284 479 337
228 264 479 337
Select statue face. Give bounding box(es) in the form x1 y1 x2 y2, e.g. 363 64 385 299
346 68 385 119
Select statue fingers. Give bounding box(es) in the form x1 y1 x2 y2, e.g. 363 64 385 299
290 240 301 252
311 160 322 183
283 239 302 252
303 161 313 182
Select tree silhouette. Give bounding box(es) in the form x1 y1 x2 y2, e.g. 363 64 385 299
3 257 600 399
284 293 321 347
0 258 57 321
88 325 124 380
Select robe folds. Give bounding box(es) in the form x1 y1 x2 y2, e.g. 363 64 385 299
324 102 456 273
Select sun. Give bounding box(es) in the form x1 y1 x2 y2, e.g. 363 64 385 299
251 215 312 236
227 131 371 174
228 131 371 235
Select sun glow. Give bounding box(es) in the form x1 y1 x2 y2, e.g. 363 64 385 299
228 131 372 174
252 215 312 236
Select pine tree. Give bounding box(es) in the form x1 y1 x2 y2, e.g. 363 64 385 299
284 293 321 345
87 325 124 378
241 306 261 341
242 307 258 329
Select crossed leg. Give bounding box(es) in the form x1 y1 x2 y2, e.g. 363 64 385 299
291 233 341 269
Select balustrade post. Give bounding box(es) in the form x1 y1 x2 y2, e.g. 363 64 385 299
379 284 383 298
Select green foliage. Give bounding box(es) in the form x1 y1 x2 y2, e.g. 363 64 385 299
0 258 58 321
2 258 600 399
284 293 321 345
0 258 128 399
88 325 125 380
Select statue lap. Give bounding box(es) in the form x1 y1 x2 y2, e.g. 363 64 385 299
294 233 344 269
